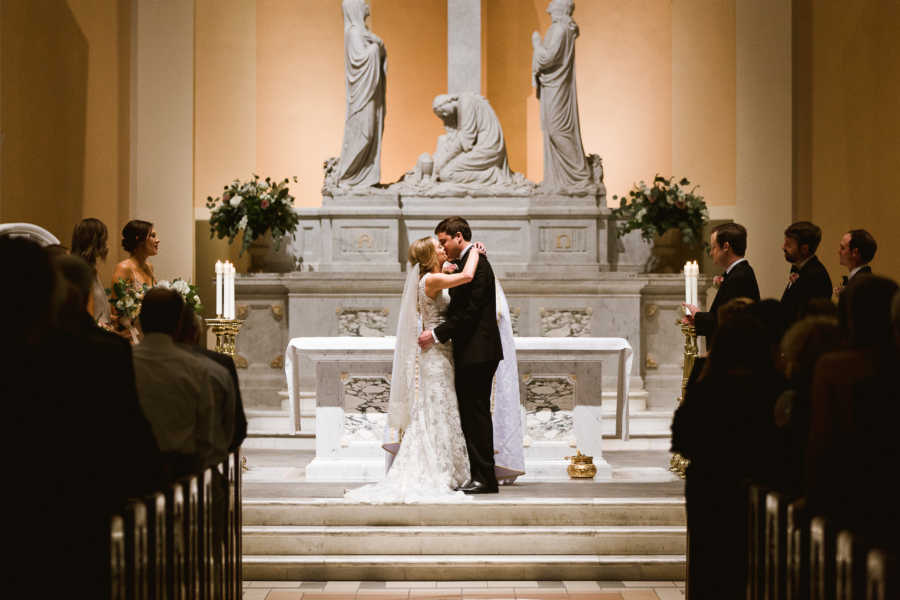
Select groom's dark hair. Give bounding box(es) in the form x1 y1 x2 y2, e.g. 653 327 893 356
435 216 471 241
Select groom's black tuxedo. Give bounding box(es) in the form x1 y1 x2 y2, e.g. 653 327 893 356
434 246 502 488
434 250 503 365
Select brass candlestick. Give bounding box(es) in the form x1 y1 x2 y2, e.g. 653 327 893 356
206 317 249 471
206 317 244 357
668 319 698 479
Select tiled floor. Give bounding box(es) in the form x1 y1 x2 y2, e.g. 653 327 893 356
242 581 685 600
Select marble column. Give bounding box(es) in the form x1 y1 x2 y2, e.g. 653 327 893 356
131 0 195 281
447 0 481 95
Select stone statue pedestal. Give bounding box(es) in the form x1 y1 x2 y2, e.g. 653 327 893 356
295 189 610 276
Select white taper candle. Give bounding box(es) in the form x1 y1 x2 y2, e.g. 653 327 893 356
215 260 223 317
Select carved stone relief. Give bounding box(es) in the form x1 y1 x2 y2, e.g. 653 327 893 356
538 227 586 253
509 307 521 336
337 308 389 336
540 308 592 337
522 374 576 442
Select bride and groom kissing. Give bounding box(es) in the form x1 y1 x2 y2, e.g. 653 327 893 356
346 216 522 503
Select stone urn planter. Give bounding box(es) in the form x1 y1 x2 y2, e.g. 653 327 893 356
648 228 702 274
246 229 295 273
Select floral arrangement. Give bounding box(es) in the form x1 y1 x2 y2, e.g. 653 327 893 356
108 279 149 321
157 278 203 314
206 174 300 255
610 176 709 245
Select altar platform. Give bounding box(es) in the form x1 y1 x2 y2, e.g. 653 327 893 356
241 448 685 582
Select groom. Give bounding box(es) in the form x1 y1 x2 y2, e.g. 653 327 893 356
418 216 503 494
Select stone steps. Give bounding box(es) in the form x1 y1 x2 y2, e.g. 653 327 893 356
242 553 686 581
243 524 685 555
242 496 686 580
243 498 685 526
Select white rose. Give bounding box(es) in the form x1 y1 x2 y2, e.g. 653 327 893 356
192 293 200 303
174 280 190 295
230 194 243 207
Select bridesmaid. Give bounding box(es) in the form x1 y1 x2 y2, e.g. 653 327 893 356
70 218 112 327
111 220 159 341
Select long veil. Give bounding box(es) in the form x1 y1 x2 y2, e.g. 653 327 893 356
382 263 420 462
493 279 525 483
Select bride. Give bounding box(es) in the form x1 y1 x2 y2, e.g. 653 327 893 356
346 236 485 502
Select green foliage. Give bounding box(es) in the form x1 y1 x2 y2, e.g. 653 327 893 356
610 175 709 245
206 174 301 255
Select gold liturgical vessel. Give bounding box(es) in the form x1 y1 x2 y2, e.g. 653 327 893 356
566 451 597 479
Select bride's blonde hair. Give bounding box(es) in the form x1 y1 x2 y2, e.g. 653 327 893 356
408 236 440 276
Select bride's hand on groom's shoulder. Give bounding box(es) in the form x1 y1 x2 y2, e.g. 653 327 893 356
474 241 487 255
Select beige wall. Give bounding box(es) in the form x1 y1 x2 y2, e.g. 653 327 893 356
672 0 736 207
801 0 900 284
1 0 130 286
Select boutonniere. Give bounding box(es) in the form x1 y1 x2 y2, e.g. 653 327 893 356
789 272 800 285
713 275 724 288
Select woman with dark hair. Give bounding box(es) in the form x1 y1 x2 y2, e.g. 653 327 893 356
111 220 159 340
70 217 111 326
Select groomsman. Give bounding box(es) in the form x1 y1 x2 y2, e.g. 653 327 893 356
684 222 760 345
837 229 877 292
780 221 833 324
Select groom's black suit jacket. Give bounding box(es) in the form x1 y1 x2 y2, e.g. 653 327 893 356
434 248 503 367
694 259 760 343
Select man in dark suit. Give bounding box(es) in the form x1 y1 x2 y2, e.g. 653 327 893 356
837 229 876 292
418 216 503 494
780 221 833 324
684 222 760 345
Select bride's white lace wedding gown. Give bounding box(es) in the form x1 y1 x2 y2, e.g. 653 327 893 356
345 274 471 502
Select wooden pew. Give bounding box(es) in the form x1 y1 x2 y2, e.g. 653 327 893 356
836 529 867 600
866 548 894 600
810 516 835 600
748 483 769 600
167 482 187 600
201 467 215 600
226 453 238 600
787 498 809 600
146 492 167 600
764 491 789 600
111 515 127 600
182 475 201 599
125 499 150 600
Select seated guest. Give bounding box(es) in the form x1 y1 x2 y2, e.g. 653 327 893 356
780 221 833 324
807 276 899 549
132 288 223 479
836 228 876 292
684 222 760 346
173 305 245 455
671 312 785 599
52 254 163 497
775 316 842 495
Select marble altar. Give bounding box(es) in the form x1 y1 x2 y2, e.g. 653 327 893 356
285 337 633 481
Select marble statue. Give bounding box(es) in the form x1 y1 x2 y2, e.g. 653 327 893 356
334 0 386 188
532 0 593 190
430 93 512 185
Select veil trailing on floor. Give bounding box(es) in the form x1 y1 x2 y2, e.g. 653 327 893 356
381 263 525 482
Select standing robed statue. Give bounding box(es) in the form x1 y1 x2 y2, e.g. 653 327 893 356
336 0 386 188
532 0 592 190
